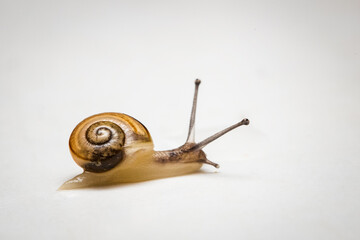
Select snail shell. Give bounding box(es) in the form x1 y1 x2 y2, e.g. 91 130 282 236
69 113 153 173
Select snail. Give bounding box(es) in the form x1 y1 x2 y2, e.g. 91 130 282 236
59 79 250 190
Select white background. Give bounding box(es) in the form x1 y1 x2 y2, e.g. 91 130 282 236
0 0 359 239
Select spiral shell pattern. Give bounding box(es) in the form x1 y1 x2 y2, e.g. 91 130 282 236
69 113 153 173
85 121 124 145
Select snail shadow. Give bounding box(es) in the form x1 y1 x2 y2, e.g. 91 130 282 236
58 169 219 191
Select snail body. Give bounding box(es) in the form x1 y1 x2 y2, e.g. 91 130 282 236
60 80 249 190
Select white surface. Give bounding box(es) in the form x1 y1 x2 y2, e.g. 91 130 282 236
0 0 359 239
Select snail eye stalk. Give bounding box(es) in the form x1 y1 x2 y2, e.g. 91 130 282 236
190 118 250 151
185 79 250 150
186 79 201 143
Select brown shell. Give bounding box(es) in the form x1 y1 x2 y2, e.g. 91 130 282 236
69 112 153 173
